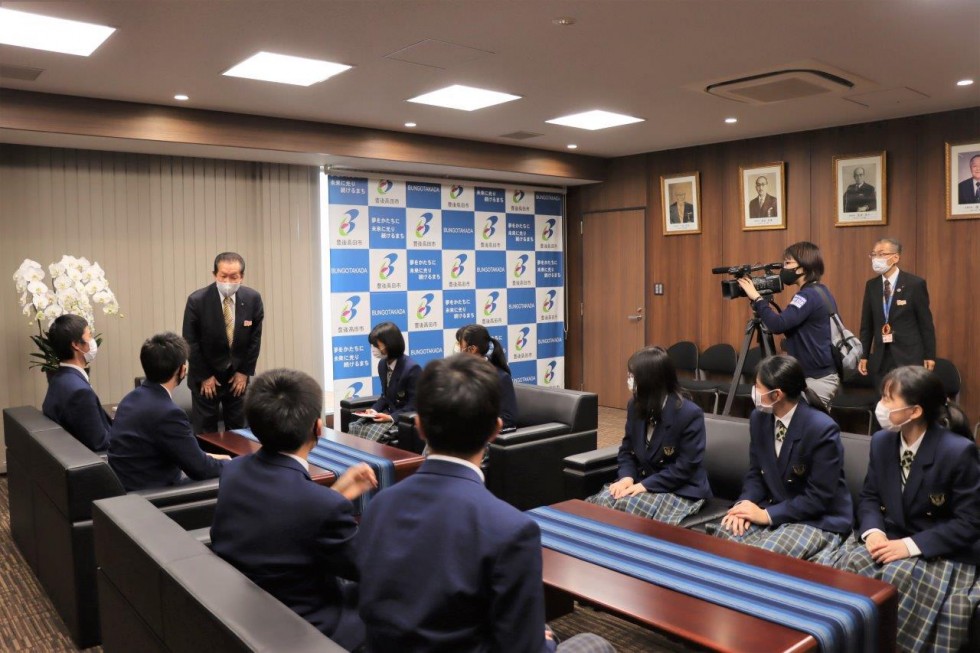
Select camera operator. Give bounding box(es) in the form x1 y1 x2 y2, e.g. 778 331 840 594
736 241 839 407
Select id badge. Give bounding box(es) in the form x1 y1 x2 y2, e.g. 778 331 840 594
882 332 894 343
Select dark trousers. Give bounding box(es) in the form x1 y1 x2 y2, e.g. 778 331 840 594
189 378 245 434
872 347 897 395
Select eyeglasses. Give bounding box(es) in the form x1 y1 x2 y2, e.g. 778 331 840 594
868 251 897 258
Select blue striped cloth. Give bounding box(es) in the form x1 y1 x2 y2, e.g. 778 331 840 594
529 507 877 653
232 428 395 514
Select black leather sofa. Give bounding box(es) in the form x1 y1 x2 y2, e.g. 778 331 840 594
3 406 220 648
93 494 343 653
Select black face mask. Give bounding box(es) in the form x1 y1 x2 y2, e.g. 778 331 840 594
779 267 801 286
176 366 186 387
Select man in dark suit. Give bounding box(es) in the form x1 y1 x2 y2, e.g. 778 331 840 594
356 355 613 653
182 252 264 434
858 238 937 391
108 332 228 491
668 189 695 224
42 314 111 451
842 167 877 212
957 154 980 204
748 175 778 219
210 369 376 650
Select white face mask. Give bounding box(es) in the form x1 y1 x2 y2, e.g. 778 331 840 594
82 337 98 365
751 386 777 414
626 374 635 394
371 346 384 360
217 282 240 298
871 257 892 275
875 401 913 432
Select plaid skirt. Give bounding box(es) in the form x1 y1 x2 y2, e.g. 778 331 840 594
586 486 705 526
706 521 845 562
834 536 980 653
347 418 397 442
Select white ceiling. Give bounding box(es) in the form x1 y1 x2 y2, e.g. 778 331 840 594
1 0 978 161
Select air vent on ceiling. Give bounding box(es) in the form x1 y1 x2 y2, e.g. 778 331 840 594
707 69 854 105
0 64 44 81
499 131 543 140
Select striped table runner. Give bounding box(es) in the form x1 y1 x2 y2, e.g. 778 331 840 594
232 429 395 513
529 506 876 653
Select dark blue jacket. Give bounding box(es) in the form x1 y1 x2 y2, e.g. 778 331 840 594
210 449 363 649
372 355 421 421
740 401 854 535
107 381 225 491
356 459 556 653
857 426 980 565
753 283 836 378
616 396 712 500
42 366 111 451
497 367 518 429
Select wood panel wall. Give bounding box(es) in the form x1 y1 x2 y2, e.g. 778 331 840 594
567 108 980 422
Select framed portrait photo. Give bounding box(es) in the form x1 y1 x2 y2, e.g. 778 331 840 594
834 152 887 227
661 172 701 236
946 140 980 220
739 162 786 231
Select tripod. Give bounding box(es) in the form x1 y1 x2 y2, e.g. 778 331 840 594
721 300 778 416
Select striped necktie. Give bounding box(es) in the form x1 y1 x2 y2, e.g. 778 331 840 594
901 449 914 489
774 419 787 443
223 296 234 347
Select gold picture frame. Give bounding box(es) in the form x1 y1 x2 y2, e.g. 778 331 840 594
661 172 702 236
739 162 786 231
834 151 887 227
946 140 980 220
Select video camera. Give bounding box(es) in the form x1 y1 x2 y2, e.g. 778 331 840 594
712 263 784 300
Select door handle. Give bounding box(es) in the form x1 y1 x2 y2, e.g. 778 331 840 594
627 314 643 322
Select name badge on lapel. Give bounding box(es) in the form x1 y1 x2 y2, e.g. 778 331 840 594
243 320 253 327
792 463 807 476
896 299 907 306
662 446 676 457
929 493 947 507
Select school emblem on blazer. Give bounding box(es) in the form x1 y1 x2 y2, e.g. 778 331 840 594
929 493 947 507
792 463 807 476
397 390 406 398
662 446 676 457
243 320 253 327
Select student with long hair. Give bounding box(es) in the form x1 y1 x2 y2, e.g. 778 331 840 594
456 324 517 429
348 322 420 442
586 346 712 524
833 365 980 653
713 355 853 560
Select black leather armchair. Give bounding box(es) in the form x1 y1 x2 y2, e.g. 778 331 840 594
338 394 379 433
3 406 220 648
93 494 343 653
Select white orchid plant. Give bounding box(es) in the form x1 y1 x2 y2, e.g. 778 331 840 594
12 256 122 373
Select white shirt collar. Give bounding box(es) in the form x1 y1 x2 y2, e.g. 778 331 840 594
900 430 925 457
775 401 799 430
387 358 398 371
427 454 485 482
282 452 310 472
59 362 88 382
882 267 899 288
160 383 173 399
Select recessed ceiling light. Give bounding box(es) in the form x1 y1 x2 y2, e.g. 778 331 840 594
957 79 974 87
566 144 578 150
725 117 738 124
552 17 577 26
0 8 115 56
174 94 189 101
408 85 521 111
546 110 644 131
223 51 351 87
404 122 417 128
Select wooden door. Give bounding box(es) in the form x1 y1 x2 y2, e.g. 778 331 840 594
583 210 646 409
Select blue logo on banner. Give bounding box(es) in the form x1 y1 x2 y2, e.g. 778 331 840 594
342 381 363 399
513 190 525 204
408 330 446 366
339 209 359 236
407 251 442 290
332 335 372 379
535 192 564 216
514 327 531 352
542 289 557 314
370 292 408 331
535 251 563 287
415 212 435 237
506 214 535 250
513 254 530 280
331 250 370 291
507 288 536 324
416 293 435 319
368 206 407 249
541 218 556 242
481 215 499 240
328 176 368 204
476 251 506 288
378 253 398 280
483 291 500 317
340 296 360 323
443 211 475 250
510 361 537 385
537 322 565 358
450 254 468 279
377 179 394 194
475 187 505 212
444 290 477 328
543 360 558 385
406 181 441 208
450 185 464 199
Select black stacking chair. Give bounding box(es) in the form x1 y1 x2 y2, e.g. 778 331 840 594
683 343 737 414
932 358 961 403
829 374 878 435
718 346 763 408
667 341 699 382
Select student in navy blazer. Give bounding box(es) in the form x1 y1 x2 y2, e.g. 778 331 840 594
457 324 517 429
588 346 711 524
356 355 613 653
211 369 377 651
348 322 421 442
718 355 853 559
108 333 228 491
41 314 111 451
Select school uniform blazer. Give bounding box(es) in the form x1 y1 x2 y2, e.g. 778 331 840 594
42 366 111 452
859 271 936 375
739 401 854 535
615 397 712 500
497 367 518 429
182 283 264 384
107 381 226 491
210 449 362 648
356 458 557 653
371 355 421 421
857 426 980 565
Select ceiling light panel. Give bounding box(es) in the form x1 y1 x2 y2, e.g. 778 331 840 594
408 84 521 111
223 51 351 87
546 110 644 130
0 8 115 56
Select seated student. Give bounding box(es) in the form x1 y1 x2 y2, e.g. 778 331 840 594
42 314 112 451
456 324 518 429
586 346 712 524
211 369 377 651
833 366 980 653
348 321 420 442
108 332 229 491
712 355 853 561
356 355 614 653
